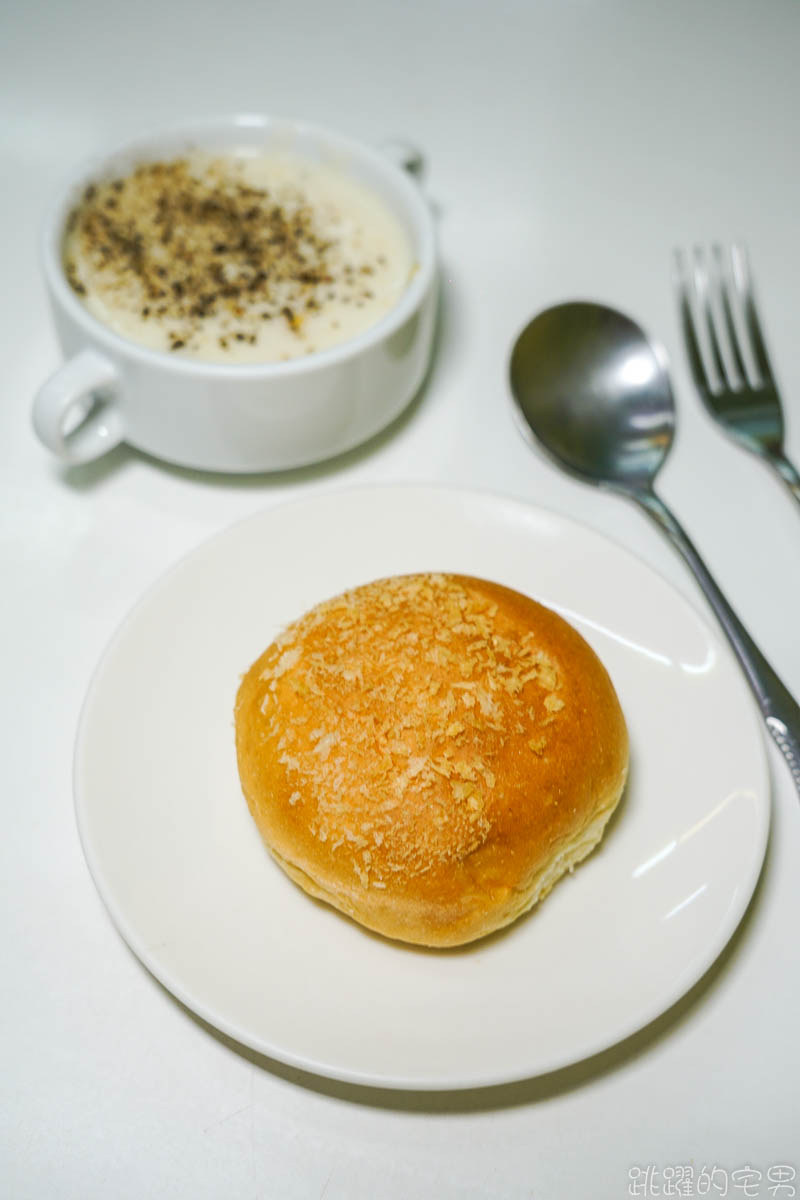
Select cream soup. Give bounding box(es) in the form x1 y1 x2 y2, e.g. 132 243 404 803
63 151 415 363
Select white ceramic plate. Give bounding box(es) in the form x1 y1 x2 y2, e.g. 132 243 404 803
74 486 770 1090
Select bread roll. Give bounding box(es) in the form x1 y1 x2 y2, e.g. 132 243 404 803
234 573 628 947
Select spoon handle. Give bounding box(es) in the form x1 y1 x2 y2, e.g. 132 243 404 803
633 488 800 796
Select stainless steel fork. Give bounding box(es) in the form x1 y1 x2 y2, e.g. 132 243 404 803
674 243 800 507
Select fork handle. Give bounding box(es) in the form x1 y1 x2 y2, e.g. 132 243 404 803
632 487 800 796
771 450 800 508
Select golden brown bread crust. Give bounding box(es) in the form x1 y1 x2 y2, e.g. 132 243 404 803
234 573 628 947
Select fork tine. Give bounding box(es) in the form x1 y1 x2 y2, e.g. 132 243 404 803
691 245 728 391
673 248 712 397
711 244 748 386
731 243 774 386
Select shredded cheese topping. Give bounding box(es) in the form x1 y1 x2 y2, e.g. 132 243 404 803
256 574 566 889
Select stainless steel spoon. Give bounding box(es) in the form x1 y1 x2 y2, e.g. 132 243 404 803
509 300 800 795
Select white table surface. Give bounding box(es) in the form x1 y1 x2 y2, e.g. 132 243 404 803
3 1 799 1196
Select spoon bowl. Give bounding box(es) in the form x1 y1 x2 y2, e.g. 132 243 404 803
508 299 800 796
510 302 673 493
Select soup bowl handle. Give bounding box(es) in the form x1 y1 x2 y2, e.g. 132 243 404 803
33 348 125 465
